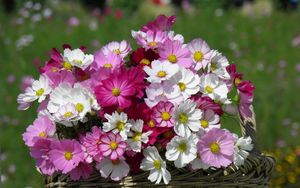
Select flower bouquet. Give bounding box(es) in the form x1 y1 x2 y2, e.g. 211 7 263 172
18 15 274 187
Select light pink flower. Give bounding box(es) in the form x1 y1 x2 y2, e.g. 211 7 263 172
30 138 56 175
188 38 212 70
200 110 220 131
151 101 175 127
23 116 56 147
159 40 192 68
197 128 235 168
99 132 127 160
68 16 80 26
80 126 104 162
101 40 131 58
49 139 84 174
92 51 122 71
20 75 34 92
137 30 167 50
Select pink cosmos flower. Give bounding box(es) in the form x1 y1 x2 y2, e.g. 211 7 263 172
141 15 176 32
99 132 127 160
188 38 212 70
192 96 223 115
69 162 93 181
200 110 220 131
101 40 131 58
197 128 235 168
80 126 104 162
20 75 34 92
122 66 146 99
43 70 75 88
226 64 243 90
137 30 167 50
68 16 80 26
92 51 122 71
49 139 84 174
237 81 255 118
159 39 192 68
30 138 56 175
151 101 175 127
94 71 136 109
23 116 56 147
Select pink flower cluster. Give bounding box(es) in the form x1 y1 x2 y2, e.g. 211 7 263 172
19 15 255 184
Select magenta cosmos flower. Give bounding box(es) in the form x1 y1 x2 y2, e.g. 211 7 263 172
30 138 56 175
94 71 136 109
188 38 212 70
99 132 127 160
159 39 192 68
197 128 235 168
151 101 175 127
23 116 56 147
80 126 104 162
69 162 93 181
49 139 84 174
141 15 176 32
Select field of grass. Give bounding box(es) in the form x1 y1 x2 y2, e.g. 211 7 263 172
0 2 300 187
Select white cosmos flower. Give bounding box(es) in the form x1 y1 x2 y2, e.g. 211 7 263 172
199 74 229 102
127 119 152 152
101 40 131 58
47 83 92 123
233 136 253 166
63 48 94 69
207 50 230 79
188 38 212 70
74 83 100 111
173 99 202 137
103 112 131 140
96 157 129 181
145 82 183 108
17 75 52 105
199 110 220 132
168 68 200 100
131 30 146 39
53 103 79 126
144 60 179 83
165 134 198 168
140 146 171 185
190 154 210 170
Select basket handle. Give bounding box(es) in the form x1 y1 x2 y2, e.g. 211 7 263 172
239 105 260 154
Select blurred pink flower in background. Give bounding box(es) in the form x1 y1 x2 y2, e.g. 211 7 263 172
68 16 80 27
20 75 34 92
295 63 300 72
6 74 16 84
292 35 300 47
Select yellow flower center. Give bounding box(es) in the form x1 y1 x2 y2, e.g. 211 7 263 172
210 63 217 71
178 82 186 91
193 51 204 62
234 78 241 86
167 54 177 63
132 132 142 141
148 41 157 48
157 71 167 78
63 61 72 70
36 88 45 97
64 151 73 161
103 63 113 69
200 120 209 128
140 58 150 65
63 111 74 118
205 86 214 93
148 120 155 128
178 113 188 124
110 141 118 150
113 49 121 55
161 112 171 121
75 103 84 113
153 160 161 170
177 142 187 152
39 131 46 137
116 121 125 131
210 142 220 153
74 59 82 65
112 88 121 96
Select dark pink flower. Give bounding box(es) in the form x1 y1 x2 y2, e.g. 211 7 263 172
237 81 255 118
141 15 176 32
192 96 223 115
69 162 93 181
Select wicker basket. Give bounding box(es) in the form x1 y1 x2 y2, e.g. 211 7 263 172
45 107 275 188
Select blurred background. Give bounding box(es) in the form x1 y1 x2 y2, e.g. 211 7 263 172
0 0 299 187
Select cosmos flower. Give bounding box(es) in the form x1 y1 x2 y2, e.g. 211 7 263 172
137 30 167 50
151 101 175 128
188 38 212 70
101 40 131 58
96 157 130 181
127 119 152 152
63 48 94 70
99 132 127 160
233 136 253 166
144 60 179 83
